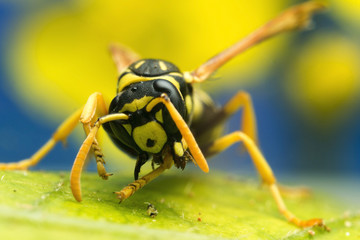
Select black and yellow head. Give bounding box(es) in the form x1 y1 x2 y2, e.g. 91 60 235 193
103 59 193 163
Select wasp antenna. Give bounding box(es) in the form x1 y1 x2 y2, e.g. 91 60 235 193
187 1 326 83
159 93 209 173
109 43 140 74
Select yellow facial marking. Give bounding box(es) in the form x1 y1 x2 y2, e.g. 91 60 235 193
122 124 132 135
133 121 167 153
158 61 167 71
117 72 182 98
174 141 184 157
134 60 145 69
155 109 163 123
120 96 154 112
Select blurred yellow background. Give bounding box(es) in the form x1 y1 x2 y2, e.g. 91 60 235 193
6 0 288 119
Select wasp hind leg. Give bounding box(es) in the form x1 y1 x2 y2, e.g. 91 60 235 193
202 131 327 229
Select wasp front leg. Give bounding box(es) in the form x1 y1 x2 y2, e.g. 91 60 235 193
115 148 174 202
0 92 109 173
79 92 112 180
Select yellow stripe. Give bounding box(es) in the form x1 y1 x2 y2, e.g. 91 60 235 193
134 60 145 69
158 61 167 71
120 96 154 112
169 72 183 77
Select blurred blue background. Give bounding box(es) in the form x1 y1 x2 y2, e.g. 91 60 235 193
0 0 359 179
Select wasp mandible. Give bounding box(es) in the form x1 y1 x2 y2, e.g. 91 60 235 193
0 1 327 229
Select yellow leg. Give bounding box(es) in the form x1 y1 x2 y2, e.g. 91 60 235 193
115 149 174 202
206 131 326 229
0 108 83 170
277 184 311 199
222 91 258 144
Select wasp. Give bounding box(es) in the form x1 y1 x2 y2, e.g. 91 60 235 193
0 2 327 229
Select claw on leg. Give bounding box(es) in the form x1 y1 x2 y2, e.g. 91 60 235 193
204 131 328 229
270 184 329 230
96 161 113 180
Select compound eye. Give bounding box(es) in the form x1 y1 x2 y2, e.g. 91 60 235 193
153 79 177 97
152 79 186 118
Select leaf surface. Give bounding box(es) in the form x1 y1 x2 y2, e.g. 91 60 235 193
0 170 358 240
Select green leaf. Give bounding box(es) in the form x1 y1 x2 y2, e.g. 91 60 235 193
0 170 358 240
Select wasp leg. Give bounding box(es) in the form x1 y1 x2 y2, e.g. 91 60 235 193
0 108 83 170
277 184 312 199
184 2 325 83
115 150 174 202
71 111 129 202
78 92 113 181
203 131 327 229
204 92 311 198
92 141 113 180
222 91 257 144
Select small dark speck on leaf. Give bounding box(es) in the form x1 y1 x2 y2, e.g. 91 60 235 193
145 202 158 218
198 212 202 221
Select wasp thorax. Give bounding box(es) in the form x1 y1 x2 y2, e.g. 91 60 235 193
129 59 180 77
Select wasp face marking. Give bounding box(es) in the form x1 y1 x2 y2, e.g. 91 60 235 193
120 96 153 113
133 121 167 153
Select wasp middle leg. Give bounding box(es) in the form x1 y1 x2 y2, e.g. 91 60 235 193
0 92 109 177
0 108 83 170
